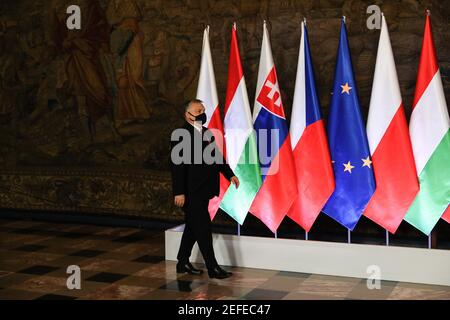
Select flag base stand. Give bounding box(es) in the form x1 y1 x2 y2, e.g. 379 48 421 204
165 224 450 286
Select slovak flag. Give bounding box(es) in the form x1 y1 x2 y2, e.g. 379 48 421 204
287 21 335 232
250 21 298 233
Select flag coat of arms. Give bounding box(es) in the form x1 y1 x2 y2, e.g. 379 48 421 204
250 21 297 233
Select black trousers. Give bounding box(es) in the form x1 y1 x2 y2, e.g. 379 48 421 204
177 197 218 270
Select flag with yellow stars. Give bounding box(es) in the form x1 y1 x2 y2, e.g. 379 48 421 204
322 17 376 230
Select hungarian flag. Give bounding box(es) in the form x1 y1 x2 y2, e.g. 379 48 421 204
443 206 450 224
219 24 262 224
404 13 450 235
250 21 297 233
364 14 419 234
322 18 376 230
287 21 334 232
196 26 228 220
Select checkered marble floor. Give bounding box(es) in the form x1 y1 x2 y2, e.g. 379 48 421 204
0 218 449 300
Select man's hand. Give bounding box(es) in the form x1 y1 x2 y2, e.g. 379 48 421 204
230 176 240 189
174 194 185 207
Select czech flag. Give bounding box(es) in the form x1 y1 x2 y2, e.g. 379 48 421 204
287 21 335 232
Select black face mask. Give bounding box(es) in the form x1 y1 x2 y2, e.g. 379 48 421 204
188 112 207 125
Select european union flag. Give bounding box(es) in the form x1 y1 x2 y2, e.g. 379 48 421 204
322 18 376 230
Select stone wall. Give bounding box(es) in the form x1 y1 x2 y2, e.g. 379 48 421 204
0 0 448 225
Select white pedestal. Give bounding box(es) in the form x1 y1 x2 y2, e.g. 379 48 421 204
165 224 450 286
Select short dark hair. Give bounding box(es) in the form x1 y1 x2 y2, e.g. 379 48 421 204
184 99 204 112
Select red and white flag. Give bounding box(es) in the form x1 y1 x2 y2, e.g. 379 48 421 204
364 14 419 233
196 26 228 220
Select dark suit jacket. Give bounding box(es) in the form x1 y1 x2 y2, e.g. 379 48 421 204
169 122 235 201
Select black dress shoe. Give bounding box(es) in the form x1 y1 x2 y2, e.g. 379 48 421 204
208 266 232 279
176 262 204 275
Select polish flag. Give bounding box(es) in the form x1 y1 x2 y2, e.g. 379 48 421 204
287 21 334 232
196 26 228 220
364 14 419 234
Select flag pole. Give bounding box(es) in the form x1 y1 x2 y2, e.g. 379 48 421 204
237 223 240 236
264 16 271 246
347 229 351 244
274 231 277 239
423 10 432 250
385 229 389 246
305 231 308 240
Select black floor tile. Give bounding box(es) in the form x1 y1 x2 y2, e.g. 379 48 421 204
15 244 47 252
59 232 90 239
69 249 105 258
18 265 60 275
133 255 164 264
112 233 146 243
243 288 288 300
85 272 128 283
38 230 66 237
35 294 77 300
160 280 203 292
10 228 38 235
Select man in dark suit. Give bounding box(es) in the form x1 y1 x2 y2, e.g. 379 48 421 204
170 99 239 279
